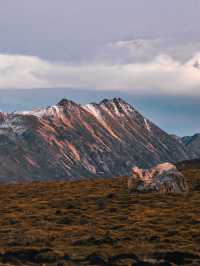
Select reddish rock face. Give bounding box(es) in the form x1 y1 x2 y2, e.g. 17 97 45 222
0 98 191 182
128 163 189 193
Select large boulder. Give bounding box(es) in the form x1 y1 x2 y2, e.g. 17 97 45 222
128 162 189 193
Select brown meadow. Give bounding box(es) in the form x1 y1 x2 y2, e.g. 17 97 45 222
0 167 199 265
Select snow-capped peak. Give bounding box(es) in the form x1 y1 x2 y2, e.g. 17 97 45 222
15 105 64 119
99 97 135 117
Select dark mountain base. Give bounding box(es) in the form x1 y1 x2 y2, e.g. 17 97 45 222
0 165 200 265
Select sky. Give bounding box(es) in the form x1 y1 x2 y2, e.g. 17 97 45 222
0 0 199 136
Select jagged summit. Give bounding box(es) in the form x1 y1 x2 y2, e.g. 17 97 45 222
100 97 134 108
57 98 78 107
100 97 125 105
100 97 135 115
83 97 136 119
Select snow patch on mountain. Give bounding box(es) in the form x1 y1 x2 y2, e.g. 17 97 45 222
0 105 65 135
144 118 151 132
83 103 121 141
0 115 27 135
99 103 114 117
16 106 64 119
99 98 135 117
83 104 103 122
119 102 135 115
112 102 121 116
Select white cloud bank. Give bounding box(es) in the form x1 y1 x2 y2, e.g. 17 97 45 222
0 52 200 96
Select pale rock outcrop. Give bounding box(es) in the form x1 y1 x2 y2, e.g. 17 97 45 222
128 162 189 193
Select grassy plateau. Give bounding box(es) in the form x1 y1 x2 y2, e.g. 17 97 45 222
0 166 199 265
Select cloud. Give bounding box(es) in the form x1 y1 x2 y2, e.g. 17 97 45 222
0 52 200 96
0 54 50 88
101 38 165 63
99 38 200 63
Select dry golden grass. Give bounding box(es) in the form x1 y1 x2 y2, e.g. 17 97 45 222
0 170 199 265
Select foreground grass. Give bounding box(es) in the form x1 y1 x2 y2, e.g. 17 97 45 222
0 170 199 265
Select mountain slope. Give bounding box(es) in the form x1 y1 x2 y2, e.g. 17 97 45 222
181 134 200 158
0 97 190 181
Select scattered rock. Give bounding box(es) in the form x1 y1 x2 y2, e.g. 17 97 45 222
128 162 189 193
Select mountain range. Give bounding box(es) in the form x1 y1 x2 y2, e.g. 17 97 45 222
0 97 198 182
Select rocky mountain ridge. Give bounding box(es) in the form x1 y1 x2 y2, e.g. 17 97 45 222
0 97 196 181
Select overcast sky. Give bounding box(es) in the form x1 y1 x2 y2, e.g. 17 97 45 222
0 0 199 135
